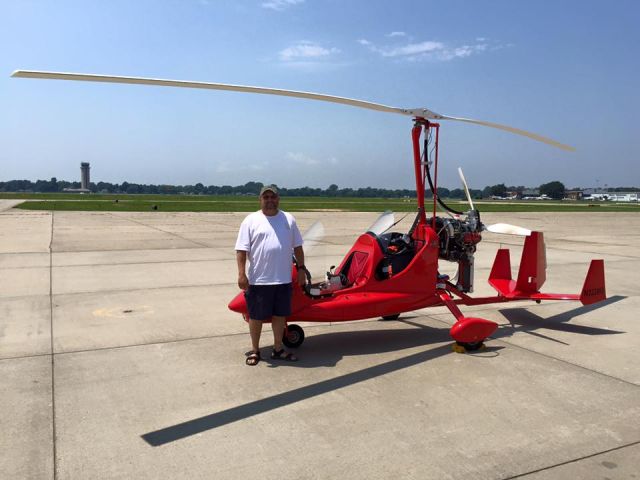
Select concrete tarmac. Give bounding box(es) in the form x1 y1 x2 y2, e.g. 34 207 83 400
1 207 639 479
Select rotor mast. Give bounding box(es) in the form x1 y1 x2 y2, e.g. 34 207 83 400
411 118 440 231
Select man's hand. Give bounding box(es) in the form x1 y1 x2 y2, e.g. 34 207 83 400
294 246 306 288
238 273 249 291
236 251 249 290
297 268 307 287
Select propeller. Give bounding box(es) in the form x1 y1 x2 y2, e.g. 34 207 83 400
457 167 475 210
485 223 531 236
457 166 531 236
11 70 574 151
367 210 395 236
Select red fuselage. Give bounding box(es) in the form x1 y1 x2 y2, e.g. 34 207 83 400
228 224 441 322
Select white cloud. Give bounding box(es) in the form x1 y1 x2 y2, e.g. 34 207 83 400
262 0 304 11
286 152 319 166
386 31 406 37
279 41 340 62
357 36 498 62
378 41 444 57
286 152 340 167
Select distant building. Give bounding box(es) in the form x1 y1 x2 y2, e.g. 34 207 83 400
565 190 584 200
585 193 611 201
522 188 540 196
583 191 638 202
608 192 638 202
81 162 90 190
521 188 540 200
63 162 91 193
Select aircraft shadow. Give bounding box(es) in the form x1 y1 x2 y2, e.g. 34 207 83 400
496 295 627 343
141 295 622 447
266 323 450 368
141 321 499 447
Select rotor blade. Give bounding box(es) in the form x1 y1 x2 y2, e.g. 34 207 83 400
367 210 395 236
302 221 325 254
440 114 575 152
11 70 415 117
457 167 475 210
485 223 532 236
11 70 575 151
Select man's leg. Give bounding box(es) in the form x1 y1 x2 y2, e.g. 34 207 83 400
270 316 297 361
249 318 263 353
271 315 286 352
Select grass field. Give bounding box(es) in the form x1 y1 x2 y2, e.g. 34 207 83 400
3 193 639 212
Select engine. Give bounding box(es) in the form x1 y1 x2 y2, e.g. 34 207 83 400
431 210 483 293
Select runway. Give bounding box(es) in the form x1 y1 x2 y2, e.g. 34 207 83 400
1 208 639 479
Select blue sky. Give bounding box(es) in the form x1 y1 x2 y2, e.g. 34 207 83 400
1 0 638 189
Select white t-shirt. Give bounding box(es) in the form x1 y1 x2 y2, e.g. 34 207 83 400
235 210 303 285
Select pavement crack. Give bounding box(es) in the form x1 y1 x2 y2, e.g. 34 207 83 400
0 352 52 362
429 315 640 389
50 281 235 297
49 211 58 480
500 439 640 479
106 212 212 248
497 338 640 388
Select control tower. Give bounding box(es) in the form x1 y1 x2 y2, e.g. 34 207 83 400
80 162 90 190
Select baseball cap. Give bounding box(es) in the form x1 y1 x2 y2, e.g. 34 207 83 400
260 185 278 196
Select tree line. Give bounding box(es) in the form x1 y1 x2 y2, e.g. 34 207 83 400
2 178 634 199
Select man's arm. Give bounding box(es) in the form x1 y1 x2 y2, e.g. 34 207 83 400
294 246 306 287
236 250 249 290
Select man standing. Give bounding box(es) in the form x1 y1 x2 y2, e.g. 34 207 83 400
235 185 306 366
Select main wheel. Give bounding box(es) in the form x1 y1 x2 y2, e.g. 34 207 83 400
381 314 400 321
456 341 484 351
283 324 305 348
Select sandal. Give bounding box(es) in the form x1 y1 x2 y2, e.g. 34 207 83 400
246 351 261 366
271 348 298 362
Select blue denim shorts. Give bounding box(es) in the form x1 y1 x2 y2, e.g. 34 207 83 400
245 283 292 321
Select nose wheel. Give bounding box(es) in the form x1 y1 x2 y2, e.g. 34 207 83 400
452 341 486 353
283 324 305 348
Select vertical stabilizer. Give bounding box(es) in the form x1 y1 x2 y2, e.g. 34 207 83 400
515 232 546 294
488 249 514 295
580 259 606 305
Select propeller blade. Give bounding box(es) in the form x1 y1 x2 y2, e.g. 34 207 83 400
302 220 325 254
12 70 574 151
367 210 395 236
485 223 532 236
457 167 475 210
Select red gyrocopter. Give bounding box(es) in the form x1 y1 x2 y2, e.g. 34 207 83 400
12 70 607 351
